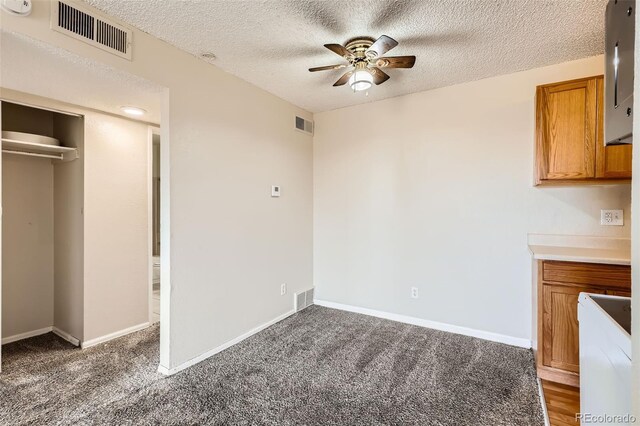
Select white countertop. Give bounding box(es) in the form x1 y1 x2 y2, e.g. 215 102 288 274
528 234 631 266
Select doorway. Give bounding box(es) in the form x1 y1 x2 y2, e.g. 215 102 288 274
0 30 165 370
150 127 161 324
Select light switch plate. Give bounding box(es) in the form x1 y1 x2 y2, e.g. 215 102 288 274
271 185 280 197
601 209 623 226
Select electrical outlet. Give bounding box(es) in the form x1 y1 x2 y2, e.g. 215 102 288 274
411 287 419 299
600 209 623 226
280 283 286 296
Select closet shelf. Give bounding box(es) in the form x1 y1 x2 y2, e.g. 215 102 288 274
2 138 78 162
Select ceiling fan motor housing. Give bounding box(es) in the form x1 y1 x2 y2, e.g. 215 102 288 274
345 37 376 61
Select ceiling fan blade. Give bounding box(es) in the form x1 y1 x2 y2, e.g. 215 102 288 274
369 67 390 85
375 56 416 69
324 43 354 59
333 71 353 86
366 35 398 58
309 64 348 72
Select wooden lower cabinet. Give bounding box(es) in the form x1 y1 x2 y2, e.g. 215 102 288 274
542 284 604 375
536 260 631 387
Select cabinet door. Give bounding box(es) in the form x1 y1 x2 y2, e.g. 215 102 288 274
536 78 597 181
595 77 633 178
542 284 605 373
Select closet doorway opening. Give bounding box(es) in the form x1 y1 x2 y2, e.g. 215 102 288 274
150 128 161 324
1 100 84 352
1 30 166 372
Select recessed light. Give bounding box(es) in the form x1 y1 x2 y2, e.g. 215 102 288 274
120 106 146 116
201 52 216 60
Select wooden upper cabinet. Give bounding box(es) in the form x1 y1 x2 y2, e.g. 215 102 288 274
535 75 632 185
536 78 596 181
595 77 633 179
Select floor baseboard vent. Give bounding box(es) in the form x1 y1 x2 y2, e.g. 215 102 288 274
295 287 314 312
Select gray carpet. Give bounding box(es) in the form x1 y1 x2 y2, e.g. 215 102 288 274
0 305 544 425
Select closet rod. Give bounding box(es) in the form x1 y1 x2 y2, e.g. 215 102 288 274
2 149 63 160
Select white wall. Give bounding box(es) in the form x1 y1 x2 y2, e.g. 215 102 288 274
83 112 149 341
53 112 84 340
314 55 631 342
167 80 313 366
1 103 62 340
1 155 54 338
1 0 313 370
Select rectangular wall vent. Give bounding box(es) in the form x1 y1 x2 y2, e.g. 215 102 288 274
294 288 314 312
51 0 132 60
295 116 314 135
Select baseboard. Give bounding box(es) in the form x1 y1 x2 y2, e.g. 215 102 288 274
314 300 532 349
81 322 150 349
537 378 551 426
52 326 81 347
158 309 296 376
1 326 53 345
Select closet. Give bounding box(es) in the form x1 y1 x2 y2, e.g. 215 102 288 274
1 100 84 346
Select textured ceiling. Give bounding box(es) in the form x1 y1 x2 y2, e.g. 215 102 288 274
1 31 162 123
85 0 607 113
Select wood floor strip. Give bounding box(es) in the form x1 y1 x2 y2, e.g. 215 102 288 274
541 380 580 426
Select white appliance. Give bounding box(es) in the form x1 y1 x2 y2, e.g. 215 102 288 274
578 293 633 425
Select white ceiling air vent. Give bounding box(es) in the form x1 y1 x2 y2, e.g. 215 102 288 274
50 0 132 60
295 116 313 135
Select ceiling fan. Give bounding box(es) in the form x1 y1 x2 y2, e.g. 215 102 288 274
309 35 416 92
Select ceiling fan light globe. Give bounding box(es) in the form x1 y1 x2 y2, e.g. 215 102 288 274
348 69 374 92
